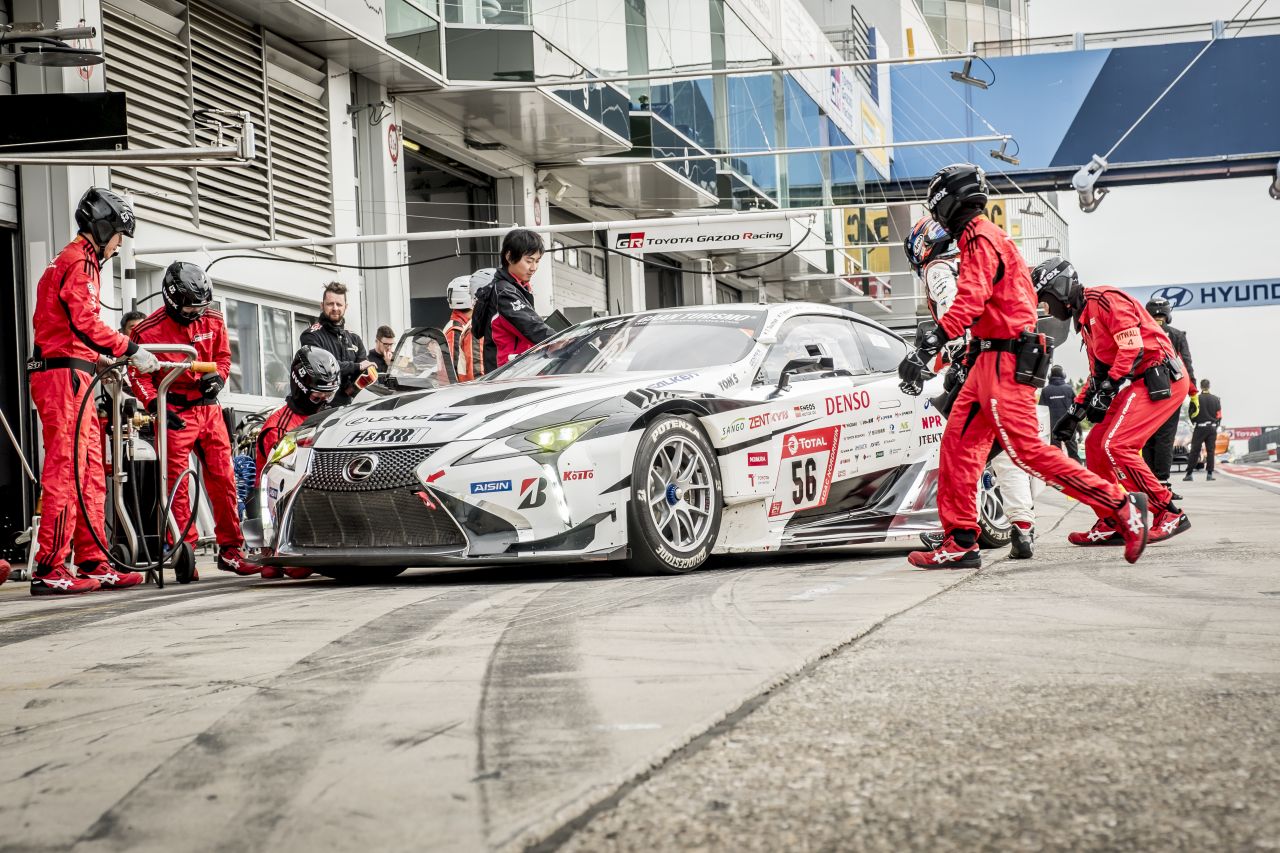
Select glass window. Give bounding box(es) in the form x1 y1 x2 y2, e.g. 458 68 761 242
830 127 858 205
783 76 823 207
531 0 626 80
386 0 442 73
551 240 565 262
716 282 743 303
643 0 715 148
923 0 945 12
757 316 869 386
946 18 967 51
260 305 295 399
854 324 907 373
225 299 261 396
445 0 526 25
726 74 777 199
565 247 578 268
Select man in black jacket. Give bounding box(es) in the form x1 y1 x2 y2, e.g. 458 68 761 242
1184 379 1222 481
299 281 370 407
1142 296 1196 490
1038 365 1079 461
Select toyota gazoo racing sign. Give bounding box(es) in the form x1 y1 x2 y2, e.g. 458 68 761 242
608 217 793 254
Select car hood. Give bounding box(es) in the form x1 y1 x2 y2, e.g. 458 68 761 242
313 370 723 449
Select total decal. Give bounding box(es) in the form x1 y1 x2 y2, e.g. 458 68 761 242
607 217 792 254
769 426 841 517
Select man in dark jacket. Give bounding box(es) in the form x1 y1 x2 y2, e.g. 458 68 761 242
1184 379 1222 481
475 229 553 374
1038 365 1079 461
299 281 371 406
1142 296 1196 490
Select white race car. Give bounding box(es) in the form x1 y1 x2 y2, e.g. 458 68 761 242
248 303 1008 578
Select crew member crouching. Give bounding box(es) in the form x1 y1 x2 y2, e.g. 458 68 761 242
1033 257 1192 544
255 346 340 579
129 262 251 577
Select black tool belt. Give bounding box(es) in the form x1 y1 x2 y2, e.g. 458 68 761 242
976 338 1019 353
1193 422 1217 429
167 392 215 409
26 355 96 375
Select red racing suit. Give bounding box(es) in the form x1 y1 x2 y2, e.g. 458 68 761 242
129 307 243 549
1074 285 1188 518
29 237 139 570
256 402 309 483
484 270 552 372
935 216 1128 536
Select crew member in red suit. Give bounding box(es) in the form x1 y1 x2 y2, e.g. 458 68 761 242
479 229 553 373
254 346 340 579
129 261 251 576
28 188 160 596
897 164 1150 568
1034 257 1192 544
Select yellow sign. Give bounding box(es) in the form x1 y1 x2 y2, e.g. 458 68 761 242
842 206 890 274
985 199 1006 232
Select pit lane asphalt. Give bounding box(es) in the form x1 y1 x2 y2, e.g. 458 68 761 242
2 476 1274 853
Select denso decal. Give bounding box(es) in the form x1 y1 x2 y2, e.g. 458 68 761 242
562 470 594 481
747 451 769 467
470 479 511 494
825 391 871 416
342 427 424 446
921 414 944 430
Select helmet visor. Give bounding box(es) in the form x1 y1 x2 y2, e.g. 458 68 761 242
308 387 337 404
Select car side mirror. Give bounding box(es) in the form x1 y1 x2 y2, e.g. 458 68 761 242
777 355 833 390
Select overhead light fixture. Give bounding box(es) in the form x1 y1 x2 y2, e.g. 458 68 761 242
464 137 505 151
401 138 421 152
539 172 572 202
1270 159 1280 201
988 138 1019 165
1071 153 1110 213
0 22 103 66
950 57 989 89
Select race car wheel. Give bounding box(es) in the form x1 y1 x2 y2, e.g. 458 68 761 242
977 465 1012 548
626 415 722 575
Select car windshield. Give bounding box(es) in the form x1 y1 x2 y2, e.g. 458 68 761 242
489 309 766 379
387 328 457 388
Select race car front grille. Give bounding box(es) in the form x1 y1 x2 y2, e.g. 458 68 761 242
288 488 465 549
306 446 441 492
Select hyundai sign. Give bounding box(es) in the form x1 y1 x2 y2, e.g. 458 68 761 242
1121 279 1280 312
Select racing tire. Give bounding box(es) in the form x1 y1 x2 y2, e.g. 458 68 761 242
316 567 408 584
173 542 197 585
977 464 1012 549
624 415 723 575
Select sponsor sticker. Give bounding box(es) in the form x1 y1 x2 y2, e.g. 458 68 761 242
748 410 789 430
470 479 511 494
562 470 594 481
921 414 945 430
342 427 425 446
824 391 871 416
919 433 942 446
519 477 548 509
777 426 841 515
793 402 818 417
747 451 769 467
720 417 747 439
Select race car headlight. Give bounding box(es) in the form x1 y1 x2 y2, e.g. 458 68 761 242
520 418 603 453
267 427 315 471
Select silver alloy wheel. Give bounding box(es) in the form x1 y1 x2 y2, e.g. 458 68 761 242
645 434 714 551
978 467 1009 529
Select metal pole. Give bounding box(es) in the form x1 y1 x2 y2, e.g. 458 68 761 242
566 135 1009 167
135 208 818 257
443 52 979 92
120 193 137 313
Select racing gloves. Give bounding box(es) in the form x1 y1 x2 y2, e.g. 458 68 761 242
1084 376 1119 422
199 373 225 401
898 327 942 396
1052 402 1087 443
147 399 186 432
130 347 160 374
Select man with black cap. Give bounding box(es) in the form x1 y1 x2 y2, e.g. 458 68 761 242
1184 379 1222 482
1141 296 1195 493
1039 365 1079 461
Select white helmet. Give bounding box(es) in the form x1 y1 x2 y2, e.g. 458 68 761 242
446 268 495 310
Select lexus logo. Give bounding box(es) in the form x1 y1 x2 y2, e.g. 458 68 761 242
343 454 379 483
1153 286 1194 308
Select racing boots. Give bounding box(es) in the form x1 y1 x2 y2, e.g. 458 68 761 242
1149 508 1191 543
1068 518 1123 547
75 560 143 590
1111 492 1150 564
907 534 981 570
217 545 257 576
283 567 314 579
1010 522 1035 560
30 565 100 596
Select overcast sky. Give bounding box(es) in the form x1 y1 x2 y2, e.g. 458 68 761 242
1024 0 1280 433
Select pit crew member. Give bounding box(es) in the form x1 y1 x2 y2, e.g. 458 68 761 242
1141 296 1195 491
443 268 491 382
474 229 553 373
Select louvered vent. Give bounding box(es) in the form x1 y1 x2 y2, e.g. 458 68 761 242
265 37 333 255
188 0 271 241
101 0 198 227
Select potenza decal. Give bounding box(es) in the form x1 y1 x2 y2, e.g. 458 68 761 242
770 426 841 517
519 477 548 509
470 479 512 494
342 427 426 446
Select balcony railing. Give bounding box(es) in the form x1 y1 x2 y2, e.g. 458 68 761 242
974 15 1280 57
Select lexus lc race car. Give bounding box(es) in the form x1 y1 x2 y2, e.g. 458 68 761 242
246 303 1009 578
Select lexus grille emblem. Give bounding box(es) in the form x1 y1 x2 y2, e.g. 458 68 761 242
344 454 379 483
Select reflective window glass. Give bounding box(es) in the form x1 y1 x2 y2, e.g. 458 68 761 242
783 76 823 206
225 299 261 396
386 0 442 73
726 74 777 199
260 305 294 399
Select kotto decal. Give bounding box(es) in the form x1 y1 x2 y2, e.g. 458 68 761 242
470 479 512 494
562 470 594 481
921 414 944 430
519 476 548 509
747 451 769 467
342 427 423 446
825 391 871 416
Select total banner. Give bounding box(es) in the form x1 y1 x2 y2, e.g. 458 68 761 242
608 217 792 254
1121 279 1280 312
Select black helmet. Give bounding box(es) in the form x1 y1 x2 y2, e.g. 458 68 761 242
161 261 214 326
75 187 135 246
1145 296 1172 323
1050 364 1065 379
924 163 989 235
1031 256 1081 322
288 346 341 414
